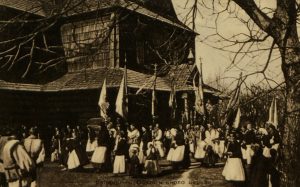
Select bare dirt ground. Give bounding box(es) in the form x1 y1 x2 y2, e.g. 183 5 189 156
37 161 233 187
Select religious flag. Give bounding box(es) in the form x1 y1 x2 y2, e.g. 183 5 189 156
151 64 158 117
273 98 278 128
222 73 242 126
268 97 278 128
115 71 128 118
151 89 156 116
268 98 275 124
98 78 109 120
233 107 241 129
193 62 205 115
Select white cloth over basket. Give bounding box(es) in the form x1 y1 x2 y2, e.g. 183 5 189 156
167 145 185 162
67 150 80 169
222 158 245 181
91 146 107 163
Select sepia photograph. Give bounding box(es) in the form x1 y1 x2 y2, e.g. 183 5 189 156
0 0 299 187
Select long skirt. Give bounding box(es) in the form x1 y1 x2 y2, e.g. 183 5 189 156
195 141 207 159
154 141 165 158
91 146 107 164
222 158 245 181
113 155 125 174
67 150 80 169
170 145 185 162
144 160 160 176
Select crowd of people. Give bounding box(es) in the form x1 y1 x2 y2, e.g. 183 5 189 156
0 118 281 187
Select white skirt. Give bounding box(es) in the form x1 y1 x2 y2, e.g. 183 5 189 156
91 146 107 164
86 140 98 152
170 145 185 162
67 150 80 169
194 141 206 159
167 148 175 161
113 155 125 174
222 158 245 181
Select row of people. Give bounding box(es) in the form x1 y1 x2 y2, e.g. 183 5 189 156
0 127 45 187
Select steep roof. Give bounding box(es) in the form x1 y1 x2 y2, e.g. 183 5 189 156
0 0 192 32
0 0 46 16
130 0 177 20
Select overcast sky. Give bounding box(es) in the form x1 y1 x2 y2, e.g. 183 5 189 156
172 0 284 89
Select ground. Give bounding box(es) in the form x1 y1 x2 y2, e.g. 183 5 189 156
37 161 233 187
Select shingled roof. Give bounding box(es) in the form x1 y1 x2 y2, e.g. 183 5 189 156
0 67 219 93
0 0 46 16
0 0 192 32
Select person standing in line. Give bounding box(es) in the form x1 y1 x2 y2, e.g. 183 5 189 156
241 123 256 181
222 132 245 187
113 131 127 176
23 128 45 187
185 124 195 156
0 128 11 187
153 124 164 158
85 127 98 159
139 126 151 165
91 124 109 172
194 125 207 162
127 124 140 158
66 130 88 171
1 129 35 187
203 123 219 167
170 126 186 170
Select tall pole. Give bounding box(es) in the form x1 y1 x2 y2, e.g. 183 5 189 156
124 53 128 120
152 63 157 124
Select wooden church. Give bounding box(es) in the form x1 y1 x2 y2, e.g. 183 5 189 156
0 0 222 127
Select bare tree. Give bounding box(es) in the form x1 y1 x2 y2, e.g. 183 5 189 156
178 0 300 185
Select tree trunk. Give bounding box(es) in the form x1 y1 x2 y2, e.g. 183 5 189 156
279 46 300 187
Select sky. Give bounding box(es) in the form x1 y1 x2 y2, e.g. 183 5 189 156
172 0 284 89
